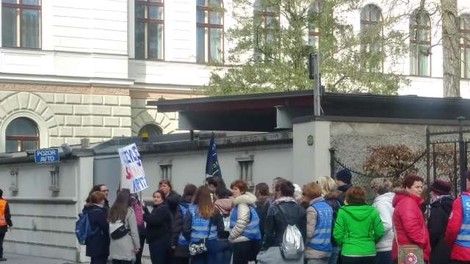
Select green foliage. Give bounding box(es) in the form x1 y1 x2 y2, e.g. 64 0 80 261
205 0 410 95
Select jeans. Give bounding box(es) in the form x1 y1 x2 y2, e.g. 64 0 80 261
375 251 392 264
306 258 329 264
191 239 221 264
329 247 341 264
214 239 232 264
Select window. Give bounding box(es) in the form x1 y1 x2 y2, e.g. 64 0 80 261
360 4 383 72
460 14 470 79
410 9 431 76
196 0 224 63
237 155 254 189
2 0 41 48
138 124 162 139
5 117 39 152
135 0 164 60
254 3 279 62
159 164 172 181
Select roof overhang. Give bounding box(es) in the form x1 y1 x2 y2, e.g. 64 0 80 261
148 91 470 132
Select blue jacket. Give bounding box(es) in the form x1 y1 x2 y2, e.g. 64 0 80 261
183 204 224 243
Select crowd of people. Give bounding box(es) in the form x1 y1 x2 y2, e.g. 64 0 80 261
80 169 470 264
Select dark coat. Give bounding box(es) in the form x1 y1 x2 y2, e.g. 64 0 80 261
143 203 172 243
255 196 270 238
261 200 307 250
172 202 190 246
165 191 182 215
83 205 110 258
337 184 352 205
428 195 453 264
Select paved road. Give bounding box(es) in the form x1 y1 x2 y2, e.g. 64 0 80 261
3 253 75 264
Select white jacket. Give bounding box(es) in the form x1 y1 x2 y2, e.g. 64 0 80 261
229 192 257 243
373 192 395 252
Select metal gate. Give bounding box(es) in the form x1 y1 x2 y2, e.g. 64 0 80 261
426 119 470 195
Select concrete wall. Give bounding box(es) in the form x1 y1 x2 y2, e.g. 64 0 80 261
0 118 466 262
0 153 94 262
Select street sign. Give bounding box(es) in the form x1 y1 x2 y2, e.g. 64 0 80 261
34 148 60 164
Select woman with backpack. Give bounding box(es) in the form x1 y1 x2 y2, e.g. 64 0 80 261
172 184 197 264
143 190 172 264
258 180 306 264
108 189 140 264
83 191 110 264
229 180 262 264
333 186 384 264
183 186 225 264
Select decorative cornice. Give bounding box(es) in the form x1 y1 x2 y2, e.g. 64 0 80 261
0 82 129 96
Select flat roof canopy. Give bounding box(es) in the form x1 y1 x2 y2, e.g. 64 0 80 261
149 91 470 132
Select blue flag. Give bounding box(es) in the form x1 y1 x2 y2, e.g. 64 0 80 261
205 134 222 178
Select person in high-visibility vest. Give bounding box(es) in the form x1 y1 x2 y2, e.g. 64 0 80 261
0 189 13 262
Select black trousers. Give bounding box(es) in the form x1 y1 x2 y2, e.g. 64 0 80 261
134 234 145 264
112 260 132 264
232 240 261 264
341 256 375 264
0 232 4 258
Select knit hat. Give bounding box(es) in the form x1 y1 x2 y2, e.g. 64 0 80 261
335 168 352 185
430 180 451 195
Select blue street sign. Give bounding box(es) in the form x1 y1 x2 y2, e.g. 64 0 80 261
34 148 60 164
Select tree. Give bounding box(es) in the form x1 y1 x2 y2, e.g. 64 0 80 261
363 144 423 186
205 0 410 95
441 0 460 97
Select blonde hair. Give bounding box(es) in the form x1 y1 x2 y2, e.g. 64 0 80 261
303 182 322 199
370 178 393 195
318 176 337 195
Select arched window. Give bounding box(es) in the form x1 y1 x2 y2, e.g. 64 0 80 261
460 14 470 78
6 117 39 152
196 0 224 63
360 4 383 72
410 9 431 76
138 124 162 139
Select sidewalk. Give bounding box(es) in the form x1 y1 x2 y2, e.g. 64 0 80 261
3 253 76 264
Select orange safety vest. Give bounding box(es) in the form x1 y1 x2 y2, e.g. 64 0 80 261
0 199 7 226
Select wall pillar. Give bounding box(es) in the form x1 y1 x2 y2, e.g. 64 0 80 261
292 119 331 186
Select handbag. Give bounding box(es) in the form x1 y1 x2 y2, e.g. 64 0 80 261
110 220 130 240
188 219 212 256
393 226 424 264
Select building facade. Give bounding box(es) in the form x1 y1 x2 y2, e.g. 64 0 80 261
1 0 470 153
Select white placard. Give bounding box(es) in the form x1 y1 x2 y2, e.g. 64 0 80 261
118 143 149 193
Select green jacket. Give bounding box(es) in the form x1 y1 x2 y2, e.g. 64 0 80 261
333 204 384 256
